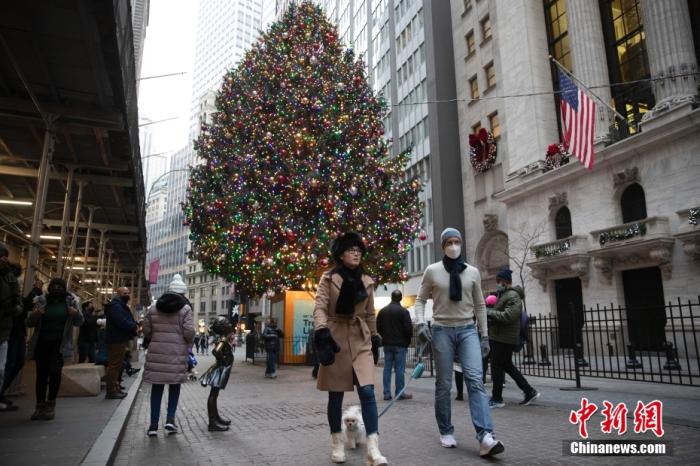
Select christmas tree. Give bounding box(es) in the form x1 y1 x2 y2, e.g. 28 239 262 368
184 1 422 298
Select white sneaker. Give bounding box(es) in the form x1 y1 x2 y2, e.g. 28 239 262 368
440 434 457 448
479 432 504 457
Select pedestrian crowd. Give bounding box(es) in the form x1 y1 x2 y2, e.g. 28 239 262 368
2 225 540 465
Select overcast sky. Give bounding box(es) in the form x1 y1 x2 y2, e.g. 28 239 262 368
137 0 198 161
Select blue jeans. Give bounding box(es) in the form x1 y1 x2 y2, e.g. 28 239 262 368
382 345 407 397
266 349 277 375
432 324 493 441
328 384 379 435
150 384 181 425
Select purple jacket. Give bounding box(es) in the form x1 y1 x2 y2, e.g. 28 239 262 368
143 293 195 385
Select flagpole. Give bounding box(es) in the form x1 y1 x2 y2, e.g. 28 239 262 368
549 55 631 128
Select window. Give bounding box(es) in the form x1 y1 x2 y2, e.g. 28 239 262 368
555 206 573 239
620 183 647 223
188 289 194 299
212 286 217 296
469 75 479 99
200 302 206 313
489 112 500 139
544 0 571 71
212 301 217 312
471 121 482 134
599 0 653 134
465 30 476 55
200 287 206 297
480 15 492 41
484 62 496 89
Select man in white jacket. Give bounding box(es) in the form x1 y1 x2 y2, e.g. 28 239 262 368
415 228 504 458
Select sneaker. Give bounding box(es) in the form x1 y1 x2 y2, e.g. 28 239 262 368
270 373 277 379
440 434 457 448
479 432 504 457
398 393 413 400
455 395 464 401
520 391 540 406
489 399 505 409
147 425 158 437
164 421 178 435
264 373 271 378
383 394 392 401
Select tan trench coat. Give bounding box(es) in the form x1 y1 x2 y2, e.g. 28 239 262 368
314 270 377 392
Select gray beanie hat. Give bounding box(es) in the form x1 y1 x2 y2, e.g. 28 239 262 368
440 228 462 249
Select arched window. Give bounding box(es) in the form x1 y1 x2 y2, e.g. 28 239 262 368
555 206 572 240
621 183 647 223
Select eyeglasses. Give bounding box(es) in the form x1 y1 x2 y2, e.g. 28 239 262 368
346 247 363 255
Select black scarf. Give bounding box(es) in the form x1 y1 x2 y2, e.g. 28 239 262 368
334 265 368 315
442 256 467 301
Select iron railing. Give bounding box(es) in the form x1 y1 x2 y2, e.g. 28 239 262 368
512 297 700 386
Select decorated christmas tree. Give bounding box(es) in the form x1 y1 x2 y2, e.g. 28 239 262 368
184 1 422 297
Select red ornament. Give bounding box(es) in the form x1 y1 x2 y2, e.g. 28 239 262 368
419 230 427 241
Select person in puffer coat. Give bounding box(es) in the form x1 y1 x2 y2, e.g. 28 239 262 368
142 274 194 437
487 267 538 409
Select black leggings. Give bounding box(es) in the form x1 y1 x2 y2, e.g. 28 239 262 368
34 338 63 403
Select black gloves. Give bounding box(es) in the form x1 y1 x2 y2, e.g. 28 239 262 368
371 335 381 365
314 327 340 366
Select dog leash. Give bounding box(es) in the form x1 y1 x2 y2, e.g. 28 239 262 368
378 341 429 418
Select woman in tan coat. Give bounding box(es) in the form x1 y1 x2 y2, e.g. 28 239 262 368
314 232 387 466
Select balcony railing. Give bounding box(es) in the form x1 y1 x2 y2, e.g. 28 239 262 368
591 216 670 247
531 235 588 260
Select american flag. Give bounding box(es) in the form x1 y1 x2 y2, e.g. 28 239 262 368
558 70 596 170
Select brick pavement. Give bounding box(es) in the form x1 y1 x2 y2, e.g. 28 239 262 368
114 348 699 465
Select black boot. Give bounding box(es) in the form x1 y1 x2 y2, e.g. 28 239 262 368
207 389 229 432
216 414 231 426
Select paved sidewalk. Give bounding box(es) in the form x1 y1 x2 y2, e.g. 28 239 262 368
114 347 699 465
0 360 142 466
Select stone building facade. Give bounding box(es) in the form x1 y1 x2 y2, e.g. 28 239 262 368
451 0 700 332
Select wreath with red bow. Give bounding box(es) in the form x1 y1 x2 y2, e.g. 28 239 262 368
469 129 497 173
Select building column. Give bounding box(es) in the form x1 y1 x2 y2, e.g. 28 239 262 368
567 0 612 142
65 181 85 285
640 0 698 117
23 119 57 292
56 168 74 274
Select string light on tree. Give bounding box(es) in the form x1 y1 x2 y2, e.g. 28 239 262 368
183 1 422 298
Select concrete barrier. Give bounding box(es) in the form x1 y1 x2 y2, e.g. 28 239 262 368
58 363 106 397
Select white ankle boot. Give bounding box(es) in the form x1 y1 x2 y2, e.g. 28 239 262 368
331 432 346 463
366 433 388 466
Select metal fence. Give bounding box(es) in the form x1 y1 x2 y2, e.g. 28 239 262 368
245 331 435 375
512 298 700 386
245 298 699 387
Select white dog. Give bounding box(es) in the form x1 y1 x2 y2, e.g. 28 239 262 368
341 405 367 449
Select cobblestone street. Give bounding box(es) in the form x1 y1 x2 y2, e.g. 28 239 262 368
114 349 700 465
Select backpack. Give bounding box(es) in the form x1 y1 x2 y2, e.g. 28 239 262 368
515 303 529 352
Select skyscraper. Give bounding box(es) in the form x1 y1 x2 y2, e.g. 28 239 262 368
131 0 150 82
298 0 464 299
183 0 264 321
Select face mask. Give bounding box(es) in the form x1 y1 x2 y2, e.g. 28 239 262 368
496 284 506 294
444 244 461 259
121 295 130 304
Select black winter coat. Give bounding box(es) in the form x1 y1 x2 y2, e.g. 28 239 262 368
105 297 137 344
262 326 283 351
376 302 413 347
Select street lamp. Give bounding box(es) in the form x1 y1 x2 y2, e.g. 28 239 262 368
146 168 191 202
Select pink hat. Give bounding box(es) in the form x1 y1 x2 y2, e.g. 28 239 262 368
485 295 498 307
